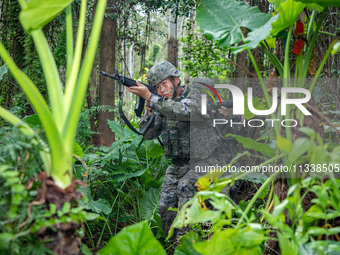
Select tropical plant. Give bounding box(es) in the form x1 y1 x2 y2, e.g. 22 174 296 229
0 0 110 253
0 0 107 189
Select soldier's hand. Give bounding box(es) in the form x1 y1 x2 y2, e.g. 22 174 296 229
145 101 152 117
218 106 231 118
127 81 152 101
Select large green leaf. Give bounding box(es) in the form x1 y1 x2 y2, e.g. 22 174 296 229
108 120 135 140
0 64 7 81
73 142 84 158
196 0 273 49
305 3 324 11
22 114 41 127
97 221 166 255
269 0 306 36
232 15 279 53
294 0 340 7
270 0 289 9
174 231 202 255
278 233 299 255
136 140 164 159
169 191 234 238
113 169 145 182
19 0 74 31
84 198 112 215
226 134 275 157
277 135 292 153
193 224 264 255
140 187 161 221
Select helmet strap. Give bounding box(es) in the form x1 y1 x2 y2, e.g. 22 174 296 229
169 77 181 100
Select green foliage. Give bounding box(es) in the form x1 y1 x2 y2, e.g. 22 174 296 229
140 187 164 238
173 231 202 255
269 0 306 36
233 15 279 53
226 134 275 157
0 0 339 254
166 190 265 254
19 0 74 31
0 64 7 80
30 202 100 233
196 0 274 50
146 44 161 68
0 126 104 253
295 0 340 7
73 142 85 158
194 224 264 255
0 126 44 180
98 221 166 255
168 126 340 254
0 165 27 221
140 187 161 221
169 191 235 237
83 189 112 215
71 121 168 249
0 0 108 189
0 149 47 254
104 120 164 162
180 31 231 78
261 177 340 255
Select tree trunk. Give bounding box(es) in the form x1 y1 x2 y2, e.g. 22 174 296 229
167 8 178 67
87 57 100 147
0 0 26 110
184 9 195 84
98 0 116 147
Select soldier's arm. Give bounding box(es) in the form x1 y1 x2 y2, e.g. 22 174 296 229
149 89 208 122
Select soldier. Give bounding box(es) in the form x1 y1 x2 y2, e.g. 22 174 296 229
127 61 238 239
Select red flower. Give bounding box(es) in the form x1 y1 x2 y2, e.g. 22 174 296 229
295 21 304 35
293 40 305 55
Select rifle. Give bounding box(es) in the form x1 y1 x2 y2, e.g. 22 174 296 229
207 100 242 141
207 100 233 110
100 70 156 136
100 70 155 117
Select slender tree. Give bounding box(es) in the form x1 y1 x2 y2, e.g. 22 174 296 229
98 0 116 146
167 7 178 67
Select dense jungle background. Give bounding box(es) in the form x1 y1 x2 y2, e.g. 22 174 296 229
0 0 340 254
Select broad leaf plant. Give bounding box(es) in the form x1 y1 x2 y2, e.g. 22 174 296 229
0 0 107 189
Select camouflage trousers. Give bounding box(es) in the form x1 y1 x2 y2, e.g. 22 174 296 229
159 158 219 237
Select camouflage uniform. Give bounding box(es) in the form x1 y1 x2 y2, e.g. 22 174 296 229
140 62 238 236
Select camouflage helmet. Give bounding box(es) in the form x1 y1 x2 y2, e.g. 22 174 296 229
147 61 181 86
192 77 215 89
